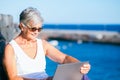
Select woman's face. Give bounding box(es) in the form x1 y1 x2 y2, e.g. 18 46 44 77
21 21 43 40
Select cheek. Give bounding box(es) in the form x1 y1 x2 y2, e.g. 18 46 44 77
23 30 31 37
28 31 38 38
23 28 28 33
24 30 29 36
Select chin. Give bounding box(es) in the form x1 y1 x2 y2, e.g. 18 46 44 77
28 36 36 40
31 37 37 40
29 34 38 40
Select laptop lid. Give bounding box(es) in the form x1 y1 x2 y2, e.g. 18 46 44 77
53 62 88 80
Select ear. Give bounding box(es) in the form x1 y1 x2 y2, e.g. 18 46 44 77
19 23 24 31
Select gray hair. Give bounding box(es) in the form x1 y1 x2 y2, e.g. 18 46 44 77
20 7 43 26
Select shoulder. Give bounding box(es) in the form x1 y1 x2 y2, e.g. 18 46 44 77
5 43 13 50
4 43 14 56
39 39 53 50
41 39 52 48
37 38 49 46
5 39 15 50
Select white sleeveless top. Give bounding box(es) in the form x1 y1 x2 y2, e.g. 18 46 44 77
9 39 48 79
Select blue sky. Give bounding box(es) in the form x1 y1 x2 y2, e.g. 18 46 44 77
0 0 120 24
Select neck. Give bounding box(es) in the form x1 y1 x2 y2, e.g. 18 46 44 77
16 33 36 44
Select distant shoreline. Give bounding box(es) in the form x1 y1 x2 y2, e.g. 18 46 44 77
38 29 120 45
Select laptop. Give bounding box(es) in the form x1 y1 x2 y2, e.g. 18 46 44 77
53 62 88 80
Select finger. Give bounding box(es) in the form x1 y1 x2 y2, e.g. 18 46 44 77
80 66 90 74
83 64 91 69
80 70 88 74
81 67 90 71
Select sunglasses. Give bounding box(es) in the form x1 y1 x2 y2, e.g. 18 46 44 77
22 23 43 32
28 27 43 32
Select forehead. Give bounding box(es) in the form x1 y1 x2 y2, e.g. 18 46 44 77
27 20 43 28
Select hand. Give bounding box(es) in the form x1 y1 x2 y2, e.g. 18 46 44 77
80 63 91 74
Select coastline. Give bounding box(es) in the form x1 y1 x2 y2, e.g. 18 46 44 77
38 29 120 44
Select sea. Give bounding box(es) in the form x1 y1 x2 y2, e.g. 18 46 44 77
44 24 120 80
43 24 120 32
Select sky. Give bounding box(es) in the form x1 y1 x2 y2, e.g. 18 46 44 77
0 0 120 24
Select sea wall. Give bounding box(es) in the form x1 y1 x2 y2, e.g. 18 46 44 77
39 29 120 44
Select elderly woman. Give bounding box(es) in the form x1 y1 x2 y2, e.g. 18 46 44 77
3 7 90 80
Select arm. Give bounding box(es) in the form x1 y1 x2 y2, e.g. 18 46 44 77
3 44 24 80
42 40 79 64
42 40 90 74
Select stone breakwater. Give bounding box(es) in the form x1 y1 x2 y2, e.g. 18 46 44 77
38 29 120 44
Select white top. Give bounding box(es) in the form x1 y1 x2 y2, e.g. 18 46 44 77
9 39 48 79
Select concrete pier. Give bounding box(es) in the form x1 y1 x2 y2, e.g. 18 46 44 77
39 29 120 44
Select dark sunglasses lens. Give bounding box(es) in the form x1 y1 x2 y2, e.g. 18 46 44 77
31 28 37 32
38 28 42 32
31 27 42 32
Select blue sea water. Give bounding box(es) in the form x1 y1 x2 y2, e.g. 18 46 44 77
43 24 120 32
46 40 120 80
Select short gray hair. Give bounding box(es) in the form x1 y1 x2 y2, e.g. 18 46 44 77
20 7 43 25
